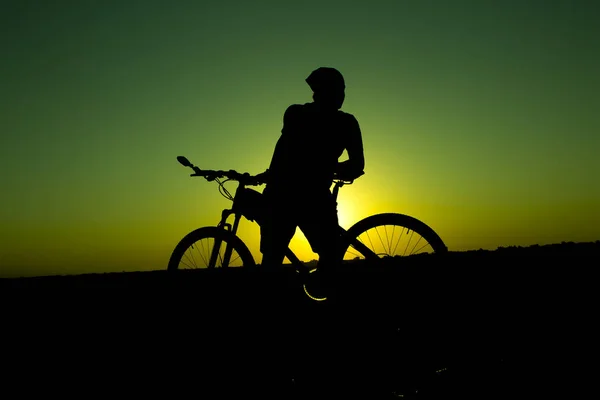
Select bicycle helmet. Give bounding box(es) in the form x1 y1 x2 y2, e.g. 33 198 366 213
305 67 345 92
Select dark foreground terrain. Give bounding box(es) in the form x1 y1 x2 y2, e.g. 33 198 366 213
2 241 598 398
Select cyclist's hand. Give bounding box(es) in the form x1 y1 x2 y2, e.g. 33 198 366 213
334 170 363 182
253 169 269 185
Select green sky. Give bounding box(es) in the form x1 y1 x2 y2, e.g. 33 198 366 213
1 0 598 277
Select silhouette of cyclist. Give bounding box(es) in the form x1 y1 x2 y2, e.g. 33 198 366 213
259 67 365 288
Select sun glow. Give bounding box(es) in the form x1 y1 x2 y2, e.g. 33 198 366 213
337 198 358 230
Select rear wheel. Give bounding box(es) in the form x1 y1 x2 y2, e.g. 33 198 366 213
168 227 256 270
340 213 447 261
305 213 447 302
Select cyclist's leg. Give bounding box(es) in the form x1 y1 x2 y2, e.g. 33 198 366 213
299 192 340 287
259 202 296 269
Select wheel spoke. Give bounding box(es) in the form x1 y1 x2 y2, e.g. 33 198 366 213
199 238 209 265
408 235 424 255
341 213 446 261
403 230 415 256
176 236 245 269
383 225 392 255
183 244 200 268
365 230 376 253
390 224 397 254
168 227 256 271
373 226 387 255
349 235 380 260
345 248 362 259
412 241 431 254
391 226 404 256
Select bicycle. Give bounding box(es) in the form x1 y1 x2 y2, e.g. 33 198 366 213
168 156 448 301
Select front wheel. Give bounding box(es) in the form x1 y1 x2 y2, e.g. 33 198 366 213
340 213 447 262
168 226 256 270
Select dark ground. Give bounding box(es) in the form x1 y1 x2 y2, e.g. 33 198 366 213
1 241 597 398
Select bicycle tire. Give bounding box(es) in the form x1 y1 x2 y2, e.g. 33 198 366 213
168 226 256 270
340 213 448 261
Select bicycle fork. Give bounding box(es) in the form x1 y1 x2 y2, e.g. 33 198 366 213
208 209 242 268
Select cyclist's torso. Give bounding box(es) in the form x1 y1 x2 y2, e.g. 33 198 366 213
266 102 357 197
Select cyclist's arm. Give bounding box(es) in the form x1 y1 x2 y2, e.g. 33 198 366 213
253 168 270 184
336 115 365 180
266 104 302 180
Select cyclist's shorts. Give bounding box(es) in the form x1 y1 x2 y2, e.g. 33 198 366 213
260 190 339 255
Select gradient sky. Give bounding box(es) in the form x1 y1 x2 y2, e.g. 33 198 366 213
1 0 598 278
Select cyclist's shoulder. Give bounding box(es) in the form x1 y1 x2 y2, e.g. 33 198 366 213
336 109 357 118
282 103 309 120
284 104 359 127
284 103 310 113
336 109 360 127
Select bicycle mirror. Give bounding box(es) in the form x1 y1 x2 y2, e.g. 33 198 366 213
177 156 192 167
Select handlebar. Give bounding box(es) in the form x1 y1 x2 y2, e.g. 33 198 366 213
192 168 267 186
176 155 363 187
177 155 266 186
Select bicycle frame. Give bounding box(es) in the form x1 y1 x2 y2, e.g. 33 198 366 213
172 156 447 297
212 179 378 270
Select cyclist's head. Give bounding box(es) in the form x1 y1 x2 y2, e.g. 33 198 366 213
306 67 345 110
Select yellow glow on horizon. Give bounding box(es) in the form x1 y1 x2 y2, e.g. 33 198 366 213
336 197 357 230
